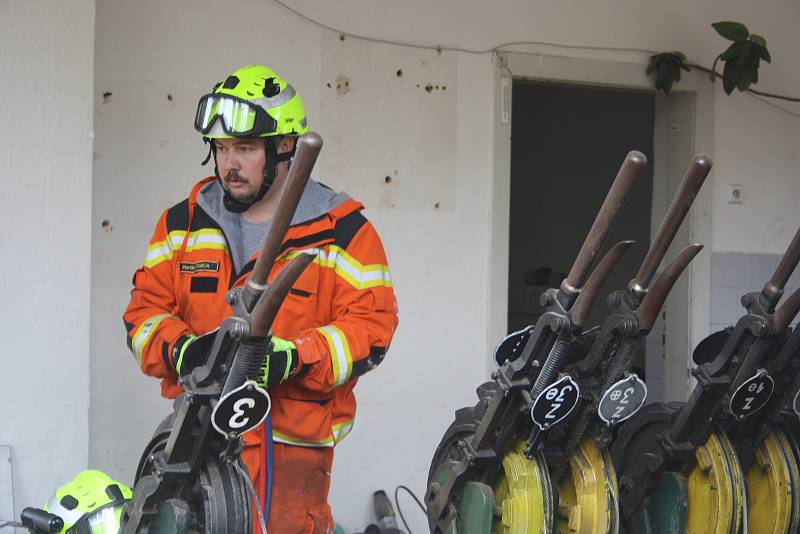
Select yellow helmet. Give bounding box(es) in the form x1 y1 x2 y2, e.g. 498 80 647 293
43 470 132 534
194 65 308 138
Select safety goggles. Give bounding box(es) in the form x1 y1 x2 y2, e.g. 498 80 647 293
194 93 277 137
81 504 124 534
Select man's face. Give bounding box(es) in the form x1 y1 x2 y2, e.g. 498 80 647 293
215 138 267 202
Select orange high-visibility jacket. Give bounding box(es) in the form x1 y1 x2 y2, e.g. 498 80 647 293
124 177 399 455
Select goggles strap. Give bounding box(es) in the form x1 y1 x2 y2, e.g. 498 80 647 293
261 137 297 190
201 138 214 166
262 137 280 186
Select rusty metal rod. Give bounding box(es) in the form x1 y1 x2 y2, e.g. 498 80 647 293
630 155 711 300
636 244 704 331
558 151 646 310
762 224 800 313
244 132 323 310
570 240 636 328
250 253 315 337
774 286 800 334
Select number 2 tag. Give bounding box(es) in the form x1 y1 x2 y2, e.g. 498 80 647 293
597 373 648 425
211 381 271 437
530 375 580 430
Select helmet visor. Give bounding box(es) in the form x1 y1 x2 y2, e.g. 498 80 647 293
83 505 124 534
194 94 277 137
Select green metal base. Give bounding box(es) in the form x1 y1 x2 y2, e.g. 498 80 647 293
645 472 687 534
150 499 189 534
446 482 495 534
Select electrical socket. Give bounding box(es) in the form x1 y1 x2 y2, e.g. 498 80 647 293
727 184 744 204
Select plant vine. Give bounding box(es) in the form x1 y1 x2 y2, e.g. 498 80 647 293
648 21 799 103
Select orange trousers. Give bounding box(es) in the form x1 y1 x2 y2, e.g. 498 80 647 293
243 441 334 534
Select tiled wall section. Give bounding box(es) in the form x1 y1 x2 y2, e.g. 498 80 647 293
710 252 800 332
645 252 799 404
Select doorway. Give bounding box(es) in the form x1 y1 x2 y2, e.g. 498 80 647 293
507 80 657 391
489 52 715 403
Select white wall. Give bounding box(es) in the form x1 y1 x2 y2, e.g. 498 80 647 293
292 0 800 252
0 0 95 521
712 91 800 252
706 3 800 253
89 0 800 531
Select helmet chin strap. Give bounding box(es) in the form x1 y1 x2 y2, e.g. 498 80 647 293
202 138 294 214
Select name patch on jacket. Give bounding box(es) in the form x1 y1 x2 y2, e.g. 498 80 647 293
190 276 219 293
179 261 220 273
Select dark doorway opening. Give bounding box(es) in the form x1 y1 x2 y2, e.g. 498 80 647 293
508 79 655 377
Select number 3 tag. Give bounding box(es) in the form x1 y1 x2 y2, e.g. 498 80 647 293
211 381 271 437
597 374 647 425
530 375 580 430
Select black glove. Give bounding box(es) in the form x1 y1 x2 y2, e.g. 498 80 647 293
256 336 300 387
172 329 218 375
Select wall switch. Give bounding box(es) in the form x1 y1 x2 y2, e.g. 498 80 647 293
727 184 744 204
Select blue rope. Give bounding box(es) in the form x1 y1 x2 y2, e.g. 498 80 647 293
264 416 274 524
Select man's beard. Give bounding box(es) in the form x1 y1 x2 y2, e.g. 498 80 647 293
224 171 259 202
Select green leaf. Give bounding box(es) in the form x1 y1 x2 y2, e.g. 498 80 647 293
712 21 750 42
750 34 767 47
723 41 761 92
656 62 676 93
647 52 689 93
720 42 744 61
740 40 754 65
736 71 750 91
758 45 772 63
670 62 682 82
722 59 737 94
743 61 759 87
733 42 757 91
736 65 754 91
656 62 669 92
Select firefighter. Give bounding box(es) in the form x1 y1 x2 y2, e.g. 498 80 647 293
124 64 399 533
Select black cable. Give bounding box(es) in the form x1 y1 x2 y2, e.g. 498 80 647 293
269 0 657 56
269 0 800 121
394 485 427 534
0 520 24 530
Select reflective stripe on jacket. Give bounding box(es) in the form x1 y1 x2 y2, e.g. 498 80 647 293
123 176 399 449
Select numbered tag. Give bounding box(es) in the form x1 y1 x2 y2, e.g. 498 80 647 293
597 374 648 425
211 380 271 437
494 326 534 366
530 375 580 430
793 389 800 419
729 369 774 420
